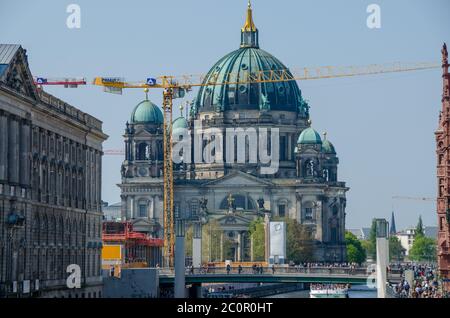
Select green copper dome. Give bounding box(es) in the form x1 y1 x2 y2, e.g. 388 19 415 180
173 116 188 130
130 100 163 124
193 3 309 116
322 139 336 154
298 127 322 145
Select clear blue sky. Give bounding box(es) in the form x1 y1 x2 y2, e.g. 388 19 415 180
1 0 449 230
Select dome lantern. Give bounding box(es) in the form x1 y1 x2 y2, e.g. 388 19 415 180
241 0 259 48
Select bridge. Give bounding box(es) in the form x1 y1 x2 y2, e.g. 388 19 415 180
159 267 402 285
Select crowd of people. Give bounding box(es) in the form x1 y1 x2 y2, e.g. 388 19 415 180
390 263 448 298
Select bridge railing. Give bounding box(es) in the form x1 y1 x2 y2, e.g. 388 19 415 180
182 266 370 276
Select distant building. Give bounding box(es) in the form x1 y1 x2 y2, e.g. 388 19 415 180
0 44 108 298
424 226 438 239
346 228 370 240
396 226 438 256
396 229 416 256
103 202 121 221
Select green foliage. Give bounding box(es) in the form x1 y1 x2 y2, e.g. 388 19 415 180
366 219 377 260
409 235 436 262
389 236 405 261
249 217 265 261
345 231 366 264
415 215 424 237
283 218 314 263
202 219 222 262
185 225 193 257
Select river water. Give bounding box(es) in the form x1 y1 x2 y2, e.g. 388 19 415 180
267 286 377 298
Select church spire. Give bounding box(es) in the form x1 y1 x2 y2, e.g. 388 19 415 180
240 1 259 48
390 211 397 235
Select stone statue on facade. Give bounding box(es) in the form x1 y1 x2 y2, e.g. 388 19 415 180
257 197 265 209
227 193 235 214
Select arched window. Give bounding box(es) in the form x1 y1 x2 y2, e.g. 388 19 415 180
41 214 48 244
71 220 78 245
33 213 40 243
303 159 316 177
137 143 149 160
50 215 56 244
219 194 256 211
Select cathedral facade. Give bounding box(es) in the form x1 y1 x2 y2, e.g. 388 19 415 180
0 45 107 297
119 4 348 263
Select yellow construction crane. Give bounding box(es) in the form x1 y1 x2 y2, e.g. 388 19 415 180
392 196 435 201
92 61 439 267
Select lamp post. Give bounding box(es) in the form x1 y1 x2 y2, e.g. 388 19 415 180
174 219 186 298
375 218 389 298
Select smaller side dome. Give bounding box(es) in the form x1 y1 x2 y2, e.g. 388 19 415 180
322 140 336 154
130 100 163 124
321 132 336 154
298 127 322 145
173 116 188 130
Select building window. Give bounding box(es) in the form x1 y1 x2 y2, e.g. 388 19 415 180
279 136 286 161
190 200 199 217
305 208 313 220
174 202 180 218
138 203 148 218
278 204 286 218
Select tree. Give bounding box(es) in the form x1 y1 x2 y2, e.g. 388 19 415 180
184 224 193 257
202 219 222 262
409 235 437 262
248 217 265 261
415 215 424 237
389 236 405 261
366 219 377 260
345 231 366 264
283 218 314 263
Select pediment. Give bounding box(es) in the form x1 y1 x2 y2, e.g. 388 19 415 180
203 171 272 187
215 213 253 226
0 46 38 100
133 127 161 138
131 218 153 227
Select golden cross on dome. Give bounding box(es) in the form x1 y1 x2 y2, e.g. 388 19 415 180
242 0 257 32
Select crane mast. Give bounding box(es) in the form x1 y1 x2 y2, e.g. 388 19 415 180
162 87 175 267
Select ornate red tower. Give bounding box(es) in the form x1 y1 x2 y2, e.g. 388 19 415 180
436 43 450 289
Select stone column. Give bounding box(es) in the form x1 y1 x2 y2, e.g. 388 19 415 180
237 232 242 262
120 195 127 220
0 111 8 181
192 222 202 268
287 133 292 161
220 232 224 261
19 120 30 188
149 196 155 219
8 115 20 184
316 200 323 241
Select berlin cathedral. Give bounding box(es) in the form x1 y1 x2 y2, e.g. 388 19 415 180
118 3 349 263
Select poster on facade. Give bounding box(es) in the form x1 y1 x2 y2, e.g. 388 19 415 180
269 221 286 264
23 280 30 293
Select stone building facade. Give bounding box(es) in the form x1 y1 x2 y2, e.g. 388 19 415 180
118 4 348 264
0 44 107 297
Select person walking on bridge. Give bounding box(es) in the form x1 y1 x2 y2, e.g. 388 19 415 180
226 264 231 275
272 265 276 274
238 265 243 274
